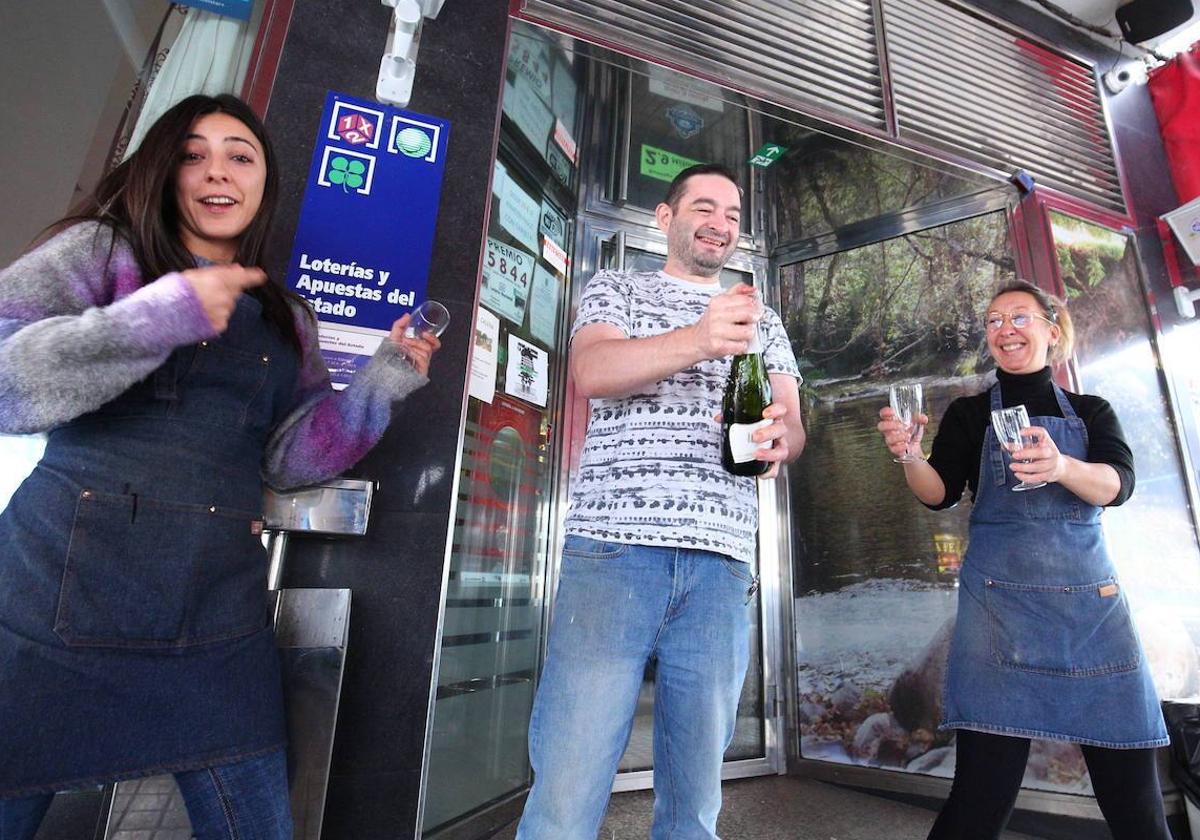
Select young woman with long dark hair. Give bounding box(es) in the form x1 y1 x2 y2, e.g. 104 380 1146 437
877 280 1171 840
0 94 440 839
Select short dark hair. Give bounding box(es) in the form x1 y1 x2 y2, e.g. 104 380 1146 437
663 163 741 211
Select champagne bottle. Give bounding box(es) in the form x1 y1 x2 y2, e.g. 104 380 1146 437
721 321 773 477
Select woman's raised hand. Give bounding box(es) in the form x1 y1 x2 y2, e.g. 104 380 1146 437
387 313 442 377
1009 425 1066 485
877 405 929 461
181 264 267 332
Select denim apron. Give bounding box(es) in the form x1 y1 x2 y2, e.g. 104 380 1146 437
0 294 300 796
941 383 1167 748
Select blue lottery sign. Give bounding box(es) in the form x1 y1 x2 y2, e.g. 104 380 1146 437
283 92 450 388
175 0 254 20
284 92 450 335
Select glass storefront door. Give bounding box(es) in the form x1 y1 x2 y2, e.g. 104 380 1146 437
1047 211 1200 699
573 225 786 788
781 210 1022 785
420 21 582 834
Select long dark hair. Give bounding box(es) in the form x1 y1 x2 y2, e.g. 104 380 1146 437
54 94 303 350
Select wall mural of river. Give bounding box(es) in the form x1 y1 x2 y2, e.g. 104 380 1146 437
776 209 1200 796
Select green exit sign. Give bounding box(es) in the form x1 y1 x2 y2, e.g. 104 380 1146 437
748 143 788 168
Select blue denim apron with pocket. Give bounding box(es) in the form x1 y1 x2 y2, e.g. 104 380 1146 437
0 294 300 796
941 383 1167 748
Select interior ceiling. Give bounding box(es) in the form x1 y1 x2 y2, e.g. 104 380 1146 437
1011 0 1124 39
1010 0 1200 50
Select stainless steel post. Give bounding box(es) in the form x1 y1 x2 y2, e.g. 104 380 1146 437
103 480 371 839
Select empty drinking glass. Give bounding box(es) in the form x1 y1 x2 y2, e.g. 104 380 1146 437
888 383 923 463
404 299 451 338
990 404 1046 491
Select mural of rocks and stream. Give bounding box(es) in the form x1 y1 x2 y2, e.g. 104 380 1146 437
777 208 1200 795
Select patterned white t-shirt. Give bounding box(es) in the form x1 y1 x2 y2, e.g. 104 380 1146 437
563 269 802 563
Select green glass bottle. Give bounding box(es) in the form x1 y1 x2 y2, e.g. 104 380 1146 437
721 323 773 477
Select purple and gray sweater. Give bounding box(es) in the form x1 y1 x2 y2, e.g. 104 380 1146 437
0 222 427 489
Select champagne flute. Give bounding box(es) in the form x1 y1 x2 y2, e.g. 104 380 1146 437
404 299 451 338
990 405 1046 491
888 383 923 463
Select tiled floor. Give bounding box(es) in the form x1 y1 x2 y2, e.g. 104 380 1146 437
105 776 192 840
493 775 1041 840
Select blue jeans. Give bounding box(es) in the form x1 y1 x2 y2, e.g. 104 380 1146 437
0 747 292 840
516 537 753 840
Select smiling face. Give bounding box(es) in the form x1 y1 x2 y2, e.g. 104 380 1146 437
657 173 741 281
985 290 1061 374
174 112 267 263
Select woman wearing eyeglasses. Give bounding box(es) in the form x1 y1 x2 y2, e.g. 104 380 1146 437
876 280 1171 840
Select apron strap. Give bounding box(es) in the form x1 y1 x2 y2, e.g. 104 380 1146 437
1051 381 1076 418
986 383 1007 486
1050 381 1089 451
154 354 178 401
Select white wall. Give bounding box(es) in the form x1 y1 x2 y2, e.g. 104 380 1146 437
0 1 162 265
0 1 163 508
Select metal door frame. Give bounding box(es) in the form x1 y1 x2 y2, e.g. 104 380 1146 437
765 197 1188 823
769 197 1019 781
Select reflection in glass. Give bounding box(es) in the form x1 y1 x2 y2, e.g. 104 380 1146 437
504 25 580 191
1050 211 1200 701
613 59 999 251
421 19 578 834
769 130 996 245
600 245 768 771
624 71 750 212
421 395 548 832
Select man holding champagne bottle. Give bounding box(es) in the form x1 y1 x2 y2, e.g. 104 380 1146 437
515 164 805 839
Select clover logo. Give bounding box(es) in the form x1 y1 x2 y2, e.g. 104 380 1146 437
327 156 367 192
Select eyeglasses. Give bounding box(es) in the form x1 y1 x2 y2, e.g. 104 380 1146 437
984 311 1056 331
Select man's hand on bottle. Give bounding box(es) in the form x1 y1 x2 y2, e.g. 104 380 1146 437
690 282 762 360
714 402 791 479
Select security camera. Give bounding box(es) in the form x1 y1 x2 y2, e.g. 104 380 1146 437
1102 62 1148 95
1103 67 1134 94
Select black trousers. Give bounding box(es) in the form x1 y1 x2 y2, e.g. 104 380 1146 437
927 729 1174 840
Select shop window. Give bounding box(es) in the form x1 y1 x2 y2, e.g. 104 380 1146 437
420 20 582 834
1049 211 1200 701
778 213 1119 788
770 131 998 245
624 69 750 214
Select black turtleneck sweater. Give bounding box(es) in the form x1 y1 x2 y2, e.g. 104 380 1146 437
926 367 1135 510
